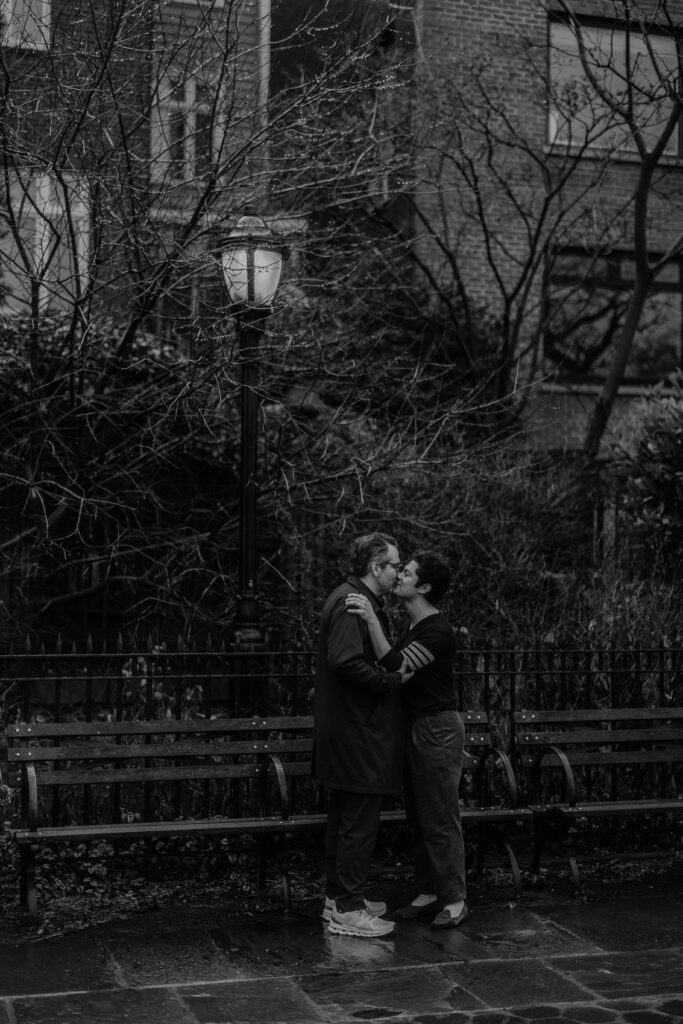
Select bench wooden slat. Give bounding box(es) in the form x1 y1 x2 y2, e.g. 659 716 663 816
517 727 683 745
522 748 683 768
25 762 315 786
9 738 313 762
516 708 683 724
530 799 683 817
11 814 330 845
7 717 313 738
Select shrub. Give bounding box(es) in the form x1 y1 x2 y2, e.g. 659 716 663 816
617 373 683 579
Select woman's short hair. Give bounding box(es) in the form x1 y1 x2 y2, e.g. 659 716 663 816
413 549 451 604
350 532 398 577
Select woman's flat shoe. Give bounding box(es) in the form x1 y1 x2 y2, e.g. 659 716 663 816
431 903 468 929
394 899 439 920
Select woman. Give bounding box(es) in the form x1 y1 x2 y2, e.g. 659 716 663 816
345 550 467 929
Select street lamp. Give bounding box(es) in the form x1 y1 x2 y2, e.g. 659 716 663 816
221 214 285 647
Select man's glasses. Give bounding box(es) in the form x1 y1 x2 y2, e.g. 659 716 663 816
382 562 402 572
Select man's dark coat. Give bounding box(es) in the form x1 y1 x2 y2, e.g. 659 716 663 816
312 576 404 795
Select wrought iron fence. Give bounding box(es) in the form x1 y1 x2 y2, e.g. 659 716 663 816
0 636 315 724
2 637 683 739
453 642 683 750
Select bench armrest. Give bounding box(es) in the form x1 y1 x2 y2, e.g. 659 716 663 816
20 764 39 832
474 747 520 808
259 754 290 819
531 744 576 806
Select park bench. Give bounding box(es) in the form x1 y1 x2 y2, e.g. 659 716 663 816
3 716 320 915
513 707 683 888
2 710 527 914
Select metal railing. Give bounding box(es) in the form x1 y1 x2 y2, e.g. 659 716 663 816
2 637 683 742
0 636 315 723
452 642 683 751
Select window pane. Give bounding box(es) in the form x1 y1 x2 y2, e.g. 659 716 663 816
195 78 212 106
0 172 89 313
169 76 187 105
545 254 682 383
2 0 50 49
169 114 186 178
629 290 682 379
549 21 679 153
194 111 212 176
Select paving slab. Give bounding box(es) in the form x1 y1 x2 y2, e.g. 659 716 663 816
550 950 683 1001
209 908 403 975
103 913 239 986
462 905 590 959
0 931 117 997
300 964 486 1018
441 958 594 1010
179 979 326 1024
11 987 195 1024
209 906 484 974
537 891 683 953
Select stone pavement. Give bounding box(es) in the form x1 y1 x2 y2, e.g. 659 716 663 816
2 867 683 1024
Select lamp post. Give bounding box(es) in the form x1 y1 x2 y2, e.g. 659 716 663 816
220 214 285 647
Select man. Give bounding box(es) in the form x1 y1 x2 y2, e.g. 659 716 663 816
312 532 410 938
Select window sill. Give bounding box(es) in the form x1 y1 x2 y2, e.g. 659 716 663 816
541 379 675 396
543 142 682 168
1 43 49 53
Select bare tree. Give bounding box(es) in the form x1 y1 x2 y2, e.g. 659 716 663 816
0 0 503 643
358 1 683 459
553 0 683 458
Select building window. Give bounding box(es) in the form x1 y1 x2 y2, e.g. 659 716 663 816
548 19 680 154
0 172 90 313
1 0 50 50
544 250 683 384
152 72 224 185
143 234 225 348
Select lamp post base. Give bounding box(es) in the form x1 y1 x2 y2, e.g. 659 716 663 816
232 595 265 650
232 625 266 649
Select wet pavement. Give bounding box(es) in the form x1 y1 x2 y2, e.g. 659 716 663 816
2 867 683 1023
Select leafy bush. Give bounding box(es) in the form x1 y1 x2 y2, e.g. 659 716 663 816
0 314 243 643
359 448 683 648
617 374 683 579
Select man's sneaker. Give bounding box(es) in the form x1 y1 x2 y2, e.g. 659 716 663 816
322 897 387 922
328 907 396 938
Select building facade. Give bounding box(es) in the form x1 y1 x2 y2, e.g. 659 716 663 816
411 0 683 454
